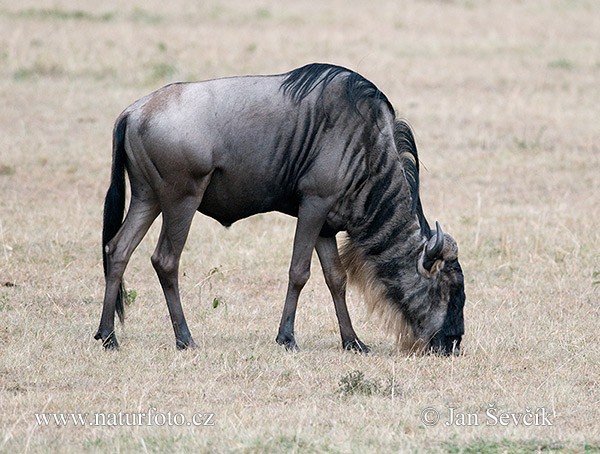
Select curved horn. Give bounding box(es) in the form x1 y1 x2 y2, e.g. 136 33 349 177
426 221 444 260
421 221 445 274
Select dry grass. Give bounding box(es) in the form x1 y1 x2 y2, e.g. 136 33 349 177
1 0 599 452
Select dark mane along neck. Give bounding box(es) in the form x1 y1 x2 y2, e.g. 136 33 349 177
346 135 424 257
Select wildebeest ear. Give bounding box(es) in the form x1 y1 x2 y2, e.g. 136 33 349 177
441 233 458 261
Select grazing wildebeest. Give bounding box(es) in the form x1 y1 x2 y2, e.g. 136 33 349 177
95 63 465 355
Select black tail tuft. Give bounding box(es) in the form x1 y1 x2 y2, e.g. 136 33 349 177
102 114 128 323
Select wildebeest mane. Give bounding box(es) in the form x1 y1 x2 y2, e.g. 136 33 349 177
281 63 394 118
394 119 432 234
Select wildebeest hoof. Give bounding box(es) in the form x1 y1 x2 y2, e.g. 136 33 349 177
276 334 300 352
176 338 198 350
343 338 370 354
94 330 119 350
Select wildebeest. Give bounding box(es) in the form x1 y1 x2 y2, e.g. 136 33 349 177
94 63 465 355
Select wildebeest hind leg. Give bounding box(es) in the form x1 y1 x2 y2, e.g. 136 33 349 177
315 236 370 353
96 198 160 349
151 189 208 350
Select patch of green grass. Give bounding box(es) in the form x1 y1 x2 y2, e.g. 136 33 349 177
82 438 109 450
548 58 575 70
337 370 399 397
212 296 225 309
85 67 118 81
513 137 544 151
0 293 13 311
442 438 568 453
255 7 272 19
338 370 381 396
244 434 329 453
513 127 546 152
130 8 163 25
82 434 205 452
338 370 380 396
514 138 534 150
145 62 177 85
13 61 64 81
209 5 227 20
81 296 96 305
199 266 226 311
125 288 137 306
137 434 186 452
13 68 34 81
14 8 115 22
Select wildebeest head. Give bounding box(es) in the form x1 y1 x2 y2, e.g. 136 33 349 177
340 217 466 357
418 222 465 356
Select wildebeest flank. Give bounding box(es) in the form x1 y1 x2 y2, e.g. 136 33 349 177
95 63 465 355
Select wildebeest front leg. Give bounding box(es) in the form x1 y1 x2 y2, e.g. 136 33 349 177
276 196 331 351
315 236 370 353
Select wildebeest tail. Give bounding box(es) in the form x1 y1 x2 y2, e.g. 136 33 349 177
102 114 127 323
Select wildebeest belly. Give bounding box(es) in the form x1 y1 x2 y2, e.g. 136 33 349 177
198 168 299 226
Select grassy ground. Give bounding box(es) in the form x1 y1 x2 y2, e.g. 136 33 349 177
1 0 599 452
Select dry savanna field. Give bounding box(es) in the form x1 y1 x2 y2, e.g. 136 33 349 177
1 0 599 452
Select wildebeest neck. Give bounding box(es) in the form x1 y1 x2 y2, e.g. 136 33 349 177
340 146 447 351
